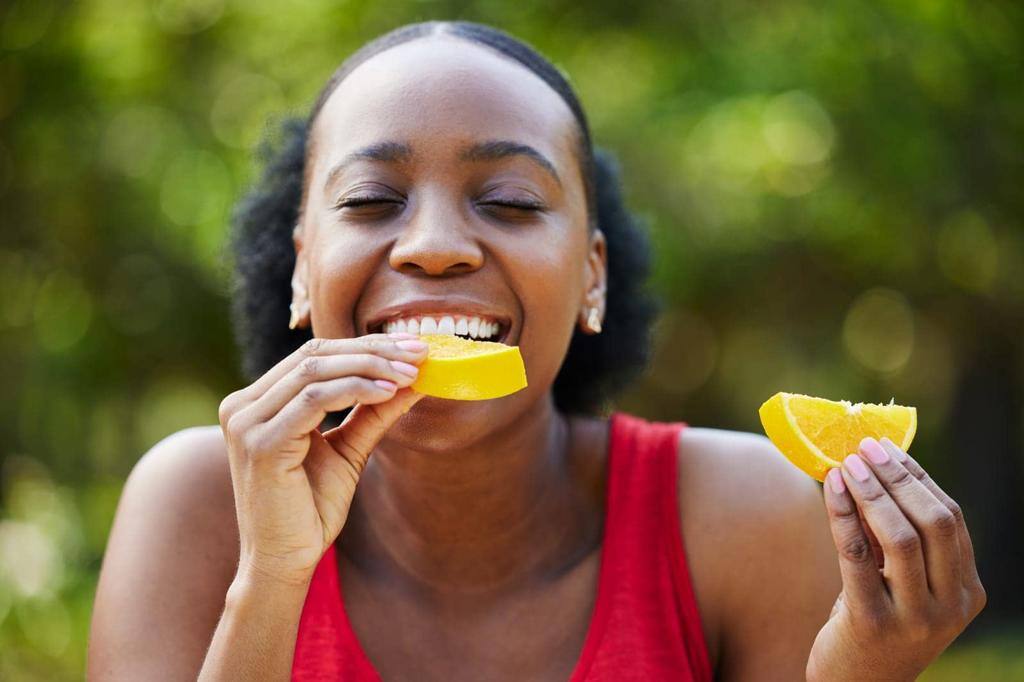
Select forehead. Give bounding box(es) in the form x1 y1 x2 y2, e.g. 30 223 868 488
310 36 581 171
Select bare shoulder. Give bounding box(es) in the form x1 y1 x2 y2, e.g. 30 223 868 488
676 427 824 525
676 427 840 679
89 425 239 680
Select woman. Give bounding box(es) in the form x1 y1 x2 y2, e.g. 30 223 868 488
88 21 985 681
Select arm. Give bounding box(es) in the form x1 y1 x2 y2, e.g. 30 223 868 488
677 429 841 681
198 569 312 681
90 334 428 680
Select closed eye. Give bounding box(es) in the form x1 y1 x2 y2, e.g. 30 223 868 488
333 196 403 209
482 201 541 210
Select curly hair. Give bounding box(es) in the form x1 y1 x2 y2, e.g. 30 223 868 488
228 21 658 415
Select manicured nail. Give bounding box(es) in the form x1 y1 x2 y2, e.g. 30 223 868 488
388 332 419 339
880 437 908 462
860 437 890 465
827 468 846 494
395 339 428 351
390 360 419 377
844 454 871 482
374 379 397 391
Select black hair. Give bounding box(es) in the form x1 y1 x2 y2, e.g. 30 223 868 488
228 21 658 415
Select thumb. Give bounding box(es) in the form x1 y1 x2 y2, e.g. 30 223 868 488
322 388 424 471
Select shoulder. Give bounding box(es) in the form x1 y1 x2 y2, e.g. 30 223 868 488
126 425 234 511
675 427 840 677
119 423 238 572
120 425 238 552
89 426 238 679
675 426 824 526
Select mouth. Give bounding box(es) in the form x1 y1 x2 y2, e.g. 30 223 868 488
367 313 512 344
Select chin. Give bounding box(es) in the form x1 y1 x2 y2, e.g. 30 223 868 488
385 391 533 453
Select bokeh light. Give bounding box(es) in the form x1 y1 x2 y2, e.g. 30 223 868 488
648 310 719 397
1 0 55 52
842 287 915 374
153 0 225 35
936 211 999 293
33 271 94 354
763 90 836 166
210 72 286 149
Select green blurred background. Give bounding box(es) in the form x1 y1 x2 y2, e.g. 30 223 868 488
1 0 1022 678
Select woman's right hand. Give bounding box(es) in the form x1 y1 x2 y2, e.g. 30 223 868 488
217 333 428 587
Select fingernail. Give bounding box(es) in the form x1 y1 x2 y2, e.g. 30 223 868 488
374 379 397 391
388 332 419 339
395 339 428 351
880 437 908 462
390 360 419 377
844 454 871 482
859 437 890 465
827 468 846 494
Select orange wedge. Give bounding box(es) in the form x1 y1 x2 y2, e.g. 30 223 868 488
411 334 528 401
758 392 917 482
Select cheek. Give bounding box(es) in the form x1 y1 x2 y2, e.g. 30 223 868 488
308 232 381 338
499 226 587 387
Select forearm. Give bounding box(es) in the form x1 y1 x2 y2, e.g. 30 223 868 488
198 570 311 681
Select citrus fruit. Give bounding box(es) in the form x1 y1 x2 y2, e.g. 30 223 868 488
411 334 528 401
758 392 917 482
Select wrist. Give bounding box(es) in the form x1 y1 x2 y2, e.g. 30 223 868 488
807 646 923 682
228 563 313 607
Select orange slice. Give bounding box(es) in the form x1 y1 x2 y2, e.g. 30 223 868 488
411 334 528 401
758 392 917 482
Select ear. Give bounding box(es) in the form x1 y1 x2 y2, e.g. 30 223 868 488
578 229 607 334
289 224 311 330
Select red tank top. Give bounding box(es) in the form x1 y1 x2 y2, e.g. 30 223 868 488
292 412 712 681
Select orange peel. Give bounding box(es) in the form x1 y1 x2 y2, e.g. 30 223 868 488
758 392 917 482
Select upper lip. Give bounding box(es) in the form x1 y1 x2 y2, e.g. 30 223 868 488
363 297 514 336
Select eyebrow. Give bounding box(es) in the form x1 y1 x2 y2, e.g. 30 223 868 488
323 139 561 189
459 140 561 186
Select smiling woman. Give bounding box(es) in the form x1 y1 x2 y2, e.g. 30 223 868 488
229 22 657 417
87 20 984 682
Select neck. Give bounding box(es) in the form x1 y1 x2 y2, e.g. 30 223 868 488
339 397 605 599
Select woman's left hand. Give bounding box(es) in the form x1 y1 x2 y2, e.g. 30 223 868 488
806 437 986 682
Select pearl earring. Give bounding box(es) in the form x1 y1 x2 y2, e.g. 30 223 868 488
288 303 301 330
587 307 602 334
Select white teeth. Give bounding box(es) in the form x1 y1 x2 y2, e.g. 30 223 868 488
380 314 503 339
419 316 438 334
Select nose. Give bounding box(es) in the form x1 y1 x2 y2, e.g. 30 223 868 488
388 193 484 276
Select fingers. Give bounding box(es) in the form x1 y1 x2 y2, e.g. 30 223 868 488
857 505 885 570
233 334 427 408
879 438 985 598
840 454 929 607
263 376 404 455
856 438 963 599
823 468 888 616
247 352 423 422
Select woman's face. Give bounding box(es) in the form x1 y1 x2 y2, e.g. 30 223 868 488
294 37 606 448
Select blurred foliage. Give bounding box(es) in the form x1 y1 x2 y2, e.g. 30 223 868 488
1 0 1022 679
